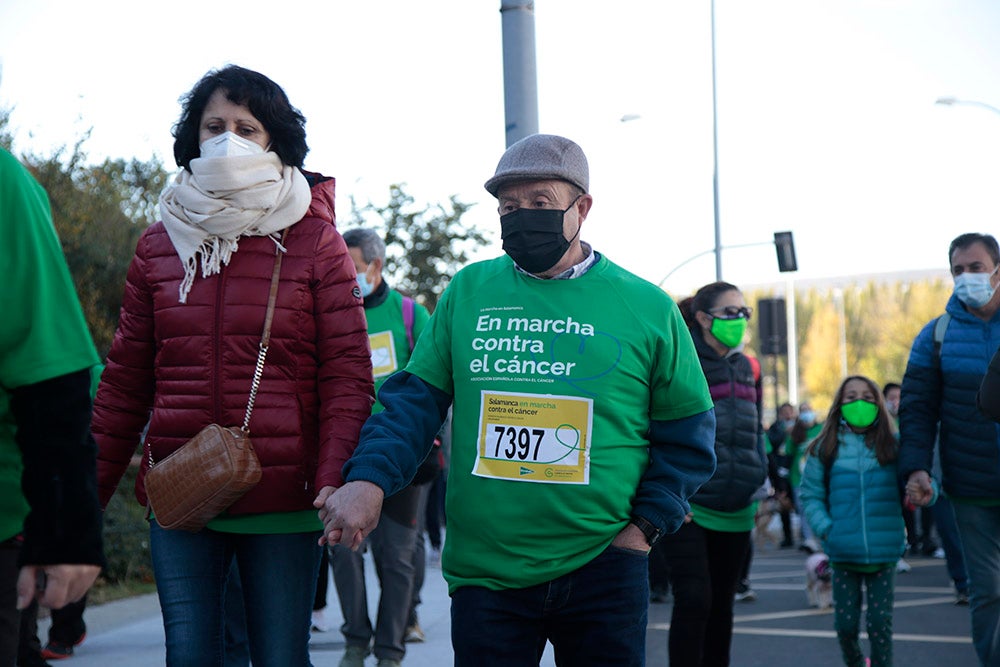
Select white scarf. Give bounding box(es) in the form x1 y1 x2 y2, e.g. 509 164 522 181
159 152 311 302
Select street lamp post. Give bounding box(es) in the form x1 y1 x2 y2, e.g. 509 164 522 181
710 0 722 281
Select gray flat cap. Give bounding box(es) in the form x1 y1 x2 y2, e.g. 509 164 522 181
484 134 589 197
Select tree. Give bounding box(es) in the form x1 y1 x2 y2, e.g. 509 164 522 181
346 184 491 311
746 279 953 418
2 111 167 357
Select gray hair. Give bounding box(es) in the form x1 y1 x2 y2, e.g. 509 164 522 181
342 228 386 264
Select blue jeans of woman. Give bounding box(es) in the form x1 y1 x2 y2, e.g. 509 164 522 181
150 521 322 667
450 544 648 666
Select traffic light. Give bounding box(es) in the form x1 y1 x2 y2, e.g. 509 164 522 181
757 298 788 356
774 231 797 272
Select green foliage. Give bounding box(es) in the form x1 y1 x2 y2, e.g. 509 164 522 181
746 278 953 417
346 184 490 311
101 465 153 584
6 124 167 357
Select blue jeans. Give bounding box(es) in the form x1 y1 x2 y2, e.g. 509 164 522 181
952 503 1000 667
150 521 322 667
932 495 968 593
450 544 648 667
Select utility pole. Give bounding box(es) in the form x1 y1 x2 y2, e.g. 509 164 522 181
500 1 539 147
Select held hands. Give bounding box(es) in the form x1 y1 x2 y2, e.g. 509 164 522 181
314 481 384 550
905 471 934 507
16 564 100 611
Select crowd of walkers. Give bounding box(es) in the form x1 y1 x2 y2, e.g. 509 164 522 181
4 61 1000 667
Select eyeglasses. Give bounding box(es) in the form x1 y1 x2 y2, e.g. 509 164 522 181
705 305 753 320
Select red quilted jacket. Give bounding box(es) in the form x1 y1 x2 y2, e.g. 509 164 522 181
92 172 374 514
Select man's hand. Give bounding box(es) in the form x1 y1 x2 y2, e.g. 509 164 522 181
17 564 100 610
317 481 384 549
611 522 652 553
906 471 934 507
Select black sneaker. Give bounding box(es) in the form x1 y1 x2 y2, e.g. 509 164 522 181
40 633 85 661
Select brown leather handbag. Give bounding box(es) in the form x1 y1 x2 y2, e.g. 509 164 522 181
144 232 286 532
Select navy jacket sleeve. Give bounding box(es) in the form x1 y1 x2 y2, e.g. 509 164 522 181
343 371 451 496
978 344 1000 421
632 408 717 536
11 369 105 568
898 323 940 478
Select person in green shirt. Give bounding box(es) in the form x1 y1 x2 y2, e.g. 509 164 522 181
328 227 432 667
319 133 717 667
0 147 104 665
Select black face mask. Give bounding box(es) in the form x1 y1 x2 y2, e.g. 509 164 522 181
500 197 581 274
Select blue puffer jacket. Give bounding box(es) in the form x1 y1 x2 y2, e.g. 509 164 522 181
800 427 906 564
898 293 1000 499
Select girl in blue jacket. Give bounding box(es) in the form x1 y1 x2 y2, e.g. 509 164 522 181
800 375 924 667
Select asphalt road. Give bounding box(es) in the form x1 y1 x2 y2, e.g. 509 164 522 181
646 545 976 666
36 542 974 666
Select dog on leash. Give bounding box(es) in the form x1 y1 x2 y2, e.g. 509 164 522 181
805 552 833 609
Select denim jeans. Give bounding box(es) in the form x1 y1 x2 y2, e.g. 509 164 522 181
149 521 322 667
932 495 968 593
450 544 648 667
952 503 1000 667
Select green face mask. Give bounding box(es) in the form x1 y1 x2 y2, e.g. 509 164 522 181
841 399 878 429
709 316 747 349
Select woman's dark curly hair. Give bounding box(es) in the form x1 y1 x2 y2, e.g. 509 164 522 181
172 65 308 170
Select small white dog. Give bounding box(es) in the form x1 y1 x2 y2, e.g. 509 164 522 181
805 552 833 609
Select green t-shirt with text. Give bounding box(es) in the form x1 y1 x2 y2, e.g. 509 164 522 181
404 254 712 592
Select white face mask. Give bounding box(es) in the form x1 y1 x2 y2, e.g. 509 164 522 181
199 131 265 159
954 268 998 309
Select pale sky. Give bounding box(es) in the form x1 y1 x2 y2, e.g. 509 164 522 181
2 0 998 296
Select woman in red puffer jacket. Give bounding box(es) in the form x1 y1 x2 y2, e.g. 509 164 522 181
91 65 373 667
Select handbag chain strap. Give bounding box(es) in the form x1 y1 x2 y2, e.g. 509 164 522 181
241 228 289 434
147 230 289 468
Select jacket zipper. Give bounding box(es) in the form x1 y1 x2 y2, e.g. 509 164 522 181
856 438 870 556
214 264 226 424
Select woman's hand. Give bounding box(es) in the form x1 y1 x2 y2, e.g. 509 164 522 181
316 481 384 549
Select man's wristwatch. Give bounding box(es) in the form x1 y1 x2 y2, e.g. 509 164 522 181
631 515 663 547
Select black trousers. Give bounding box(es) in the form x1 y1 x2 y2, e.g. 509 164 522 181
660 521 751 667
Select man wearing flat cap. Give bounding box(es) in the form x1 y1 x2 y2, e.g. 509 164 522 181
320 134 716 666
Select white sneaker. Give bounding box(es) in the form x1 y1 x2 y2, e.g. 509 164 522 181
932 548 946 559
896 558 912 573
311 609 329 633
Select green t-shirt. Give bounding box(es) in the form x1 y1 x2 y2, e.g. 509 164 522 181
0 148 100 542
365 289 430 413
691 501 758 532
404 254 713 592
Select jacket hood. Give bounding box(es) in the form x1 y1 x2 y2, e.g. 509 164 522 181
302 170 336 226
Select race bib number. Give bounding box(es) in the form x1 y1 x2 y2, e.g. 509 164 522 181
369 331 398 378
474 390 593 484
